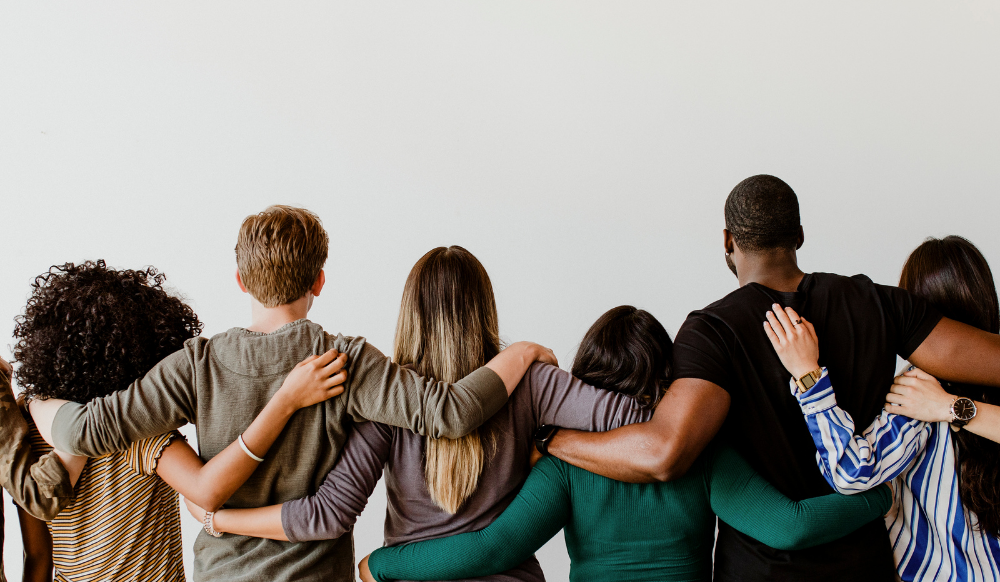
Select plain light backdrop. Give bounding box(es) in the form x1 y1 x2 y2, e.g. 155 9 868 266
2 2 999 580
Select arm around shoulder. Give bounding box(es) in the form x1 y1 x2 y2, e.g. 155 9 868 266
548 378 729 483
345 340 554 439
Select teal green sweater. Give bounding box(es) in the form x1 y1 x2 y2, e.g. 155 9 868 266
368 445 891 582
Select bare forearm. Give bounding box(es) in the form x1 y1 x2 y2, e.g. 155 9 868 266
548 378 729 483
965 402 1000 444
547 425 676 483
158 397 297 511
910 318 1000 387
214 505 288 541
18 507 53 582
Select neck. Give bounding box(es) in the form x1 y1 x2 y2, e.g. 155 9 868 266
737 250 805 292
246 295 311 333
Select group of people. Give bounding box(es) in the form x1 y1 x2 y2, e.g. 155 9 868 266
1 174 998 582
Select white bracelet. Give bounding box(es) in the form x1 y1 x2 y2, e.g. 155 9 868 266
238 434 265 463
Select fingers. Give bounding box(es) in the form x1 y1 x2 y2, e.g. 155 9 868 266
312 348 340 368
763 321 781 346
885 392 907 405
783 306 802 324
325 370 348 388
765 311 788 343
323 352 348 374
771 304 797 336
801 318 818 341
296 354 321 367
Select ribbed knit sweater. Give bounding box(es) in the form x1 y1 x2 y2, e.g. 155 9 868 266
368 445 892 582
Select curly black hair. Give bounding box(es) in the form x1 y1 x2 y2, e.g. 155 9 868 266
724 174 801 253
13 260 203 403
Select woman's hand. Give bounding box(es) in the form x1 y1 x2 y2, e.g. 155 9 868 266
359 554 377 582
184 496 208 525
272 349 348 413
763 304 821 379
885 368 954 422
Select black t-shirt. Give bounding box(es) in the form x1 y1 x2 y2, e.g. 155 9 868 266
673 272 941 582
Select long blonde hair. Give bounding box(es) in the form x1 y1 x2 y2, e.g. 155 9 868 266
393 246 500 514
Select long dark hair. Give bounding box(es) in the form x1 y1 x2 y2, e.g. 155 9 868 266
572 306 672 409
899 235 1000 535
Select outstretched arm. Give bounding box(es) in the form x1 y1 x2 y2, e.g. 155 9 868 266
185 420 393 541
909 317 1000 388
545 378 729 483
708 445 892 550
765 305 929 492
33 350 347 512
363 457 571 582
346 340 557 440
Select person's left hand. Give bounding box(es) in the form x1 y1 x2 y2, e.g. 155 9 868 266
359 554 376 582
885 367 954 423
184 496 208 524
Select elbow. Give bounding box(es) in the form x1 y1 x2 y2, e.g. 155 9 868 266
771 524 812 551
639 441 689 483
187 490 228 513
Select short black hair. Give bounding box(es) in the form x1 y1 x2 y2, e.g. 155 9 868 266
13 260 203 403
571 306 672 409
724 174 801 252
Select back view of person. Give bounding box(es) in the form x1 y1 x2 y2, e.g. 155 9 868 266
543 175 1000 581
38 207 555 582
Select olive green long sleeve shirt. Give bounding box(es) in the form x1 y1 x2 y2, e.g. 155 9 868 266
50 319 508 582
1 364 74 582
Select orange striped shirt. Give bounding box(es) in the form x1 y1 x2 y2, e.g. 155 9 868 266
29 426 185 582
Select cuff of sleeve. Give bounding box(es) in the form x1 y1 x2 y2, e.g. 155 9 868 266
279 502 302 543
465 367 509 422
788 369 837 415
51 401 84 454
31 451 74 499
367 549 390 582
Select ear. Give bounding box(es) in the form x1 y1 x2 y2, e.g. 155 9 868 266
723 229 735 254
795 226 805 250
310 270 326 298
236 269 248 293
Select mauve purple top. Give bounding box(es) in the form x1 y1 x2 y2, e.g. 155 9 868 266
281 362 652 582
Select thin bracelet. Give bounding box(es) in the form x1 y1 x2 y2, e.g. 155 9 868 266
237 434 265 463
204 510 223 538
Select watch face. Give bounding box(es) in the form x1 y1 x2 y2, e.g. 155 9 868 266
953 398 977 421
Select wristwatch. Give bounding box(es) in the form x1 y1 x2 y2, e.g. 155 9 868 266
794 368 824 394
534 425 560 457
949 397 977 429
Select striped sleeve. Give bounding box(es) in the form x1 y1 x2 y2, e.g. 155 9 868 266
124 431 183 476
791 369 931 493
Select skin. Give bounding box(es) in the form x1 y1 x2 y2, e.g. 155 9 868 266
177 269 557 535
547 226 1000 483
766 303 1000 444
18 506 53 582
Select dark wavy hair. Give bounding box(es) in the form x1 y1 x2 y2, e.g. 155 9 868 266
572 306 672 409
13 260 203 403
899 236 1000 535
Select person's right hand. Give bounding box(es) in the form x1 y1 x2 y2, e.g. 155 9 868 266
274 349 348 411
528 342 558 367
763 304 821 379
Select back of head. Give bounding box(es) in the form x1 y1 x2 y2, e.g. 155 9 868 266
899 235 1000 535
235 205 329 307
571 305 672 409
13 260 203 403
393 246 501 514
725 175 801 253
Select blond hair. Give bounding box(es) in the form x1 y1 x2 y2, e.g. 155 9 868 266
394 246 500 514
235 205 329 307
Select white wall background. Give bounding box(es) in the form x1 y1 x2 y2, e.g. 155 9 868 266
2 1 998 580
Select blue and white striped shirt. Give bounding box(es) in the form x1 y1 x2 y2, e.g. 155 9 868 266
793 369 1000 581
